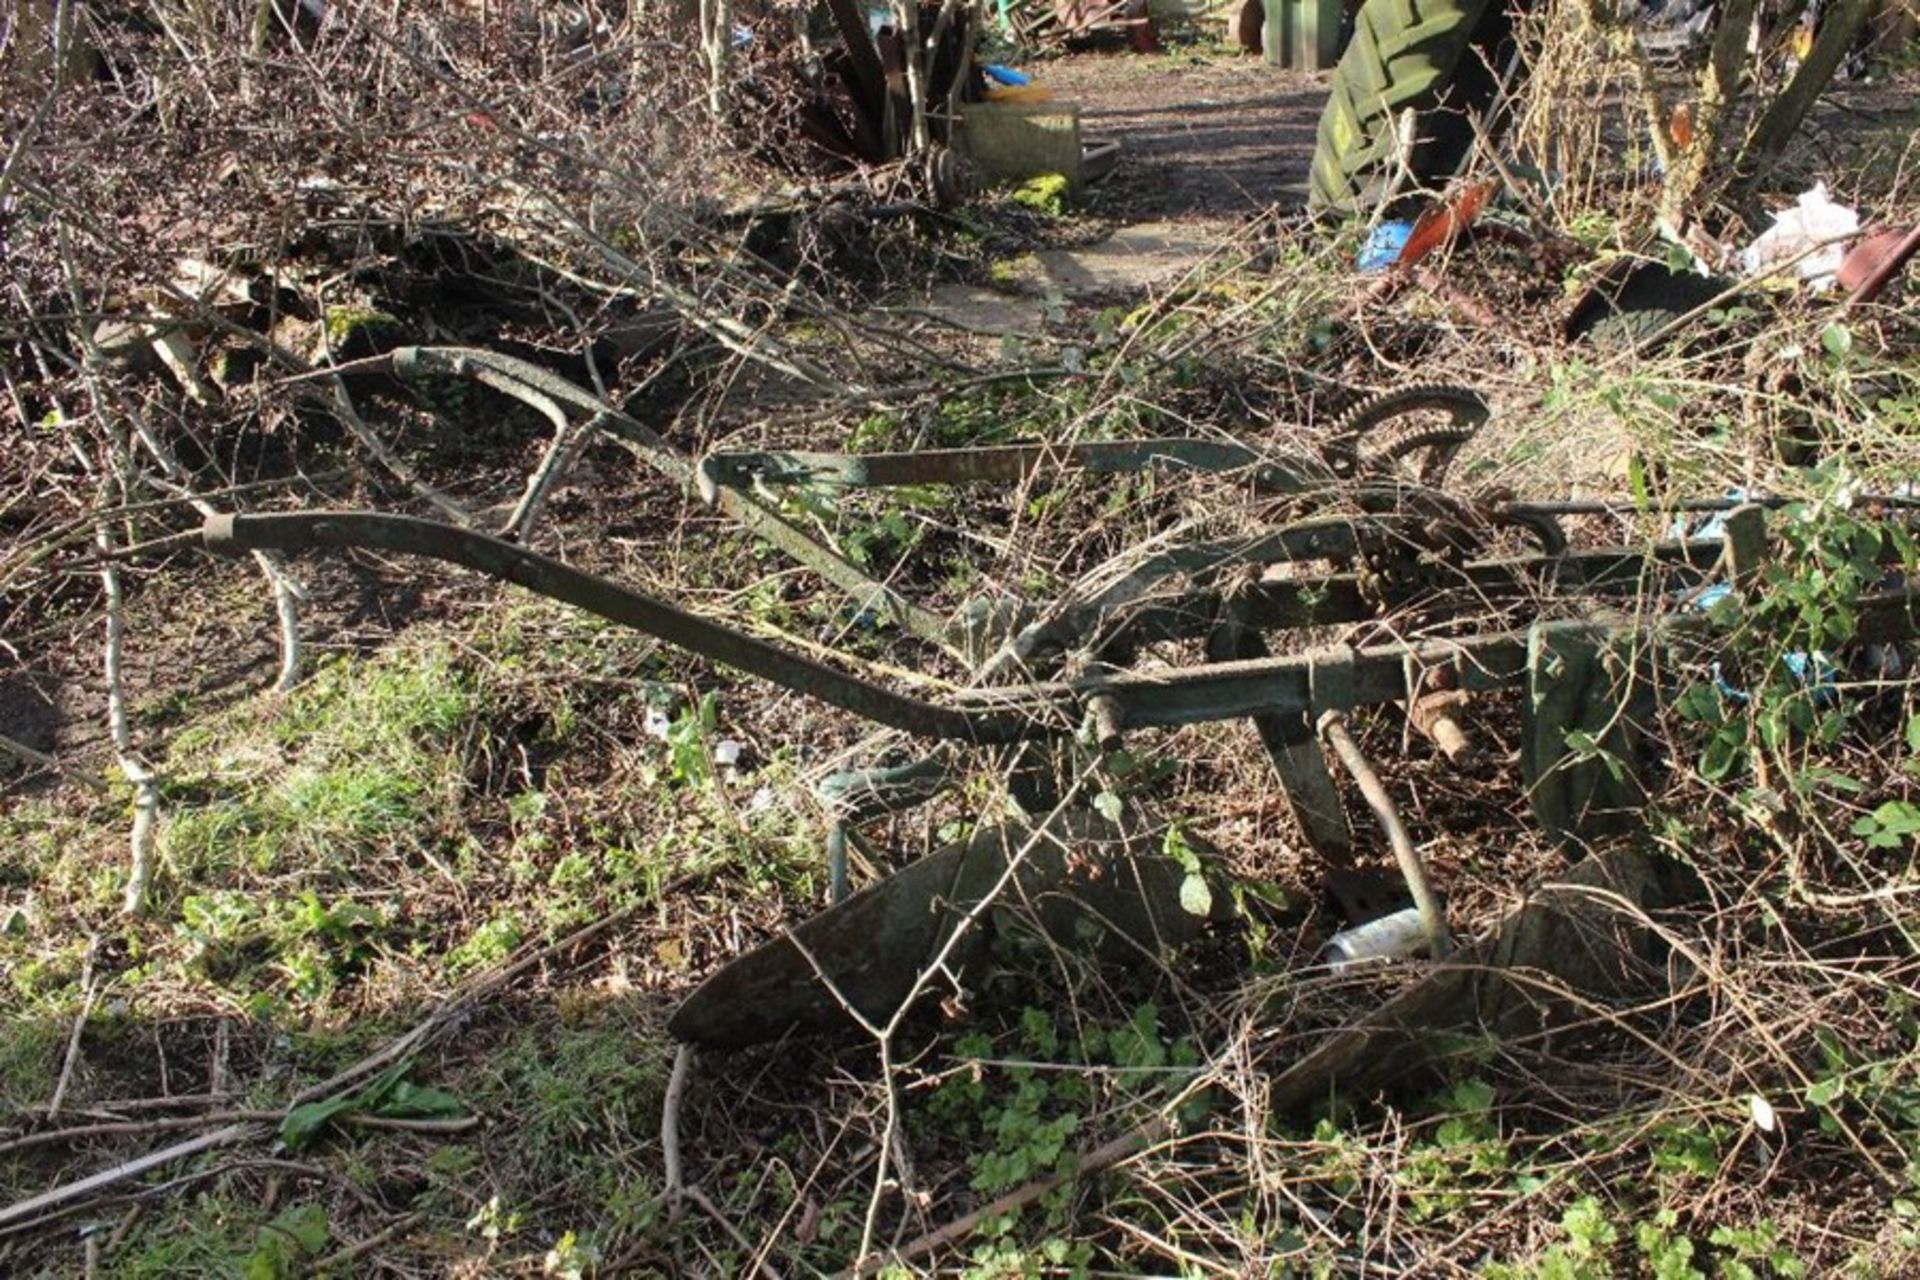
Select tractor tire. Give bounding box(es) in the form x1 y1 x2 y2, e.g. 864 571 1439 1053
1308 0 1521 218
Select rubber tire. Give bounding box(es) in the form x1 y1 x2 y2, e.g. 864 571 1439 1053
1307 0 1521 218
1564 262 1733 352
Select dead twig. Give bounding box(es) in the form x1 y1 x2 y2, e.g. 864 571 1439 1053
841 1117 1171 1277
663 1043 695 1222
45 933 102 1120
311 1212 424 1272
0 731 108 792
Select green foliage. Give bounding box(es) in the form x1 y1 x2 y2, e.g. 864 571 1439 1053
1403 1078 1509 1221
1853 801 1920 849
321 304 401 349
662 691 722 788
1803 1025 1920 1148
1010 173 1071 216
175 887 387 1005
280 1058 466 1152
1673 482 1916 795
475 1013 668 1188
1709 1219 1807 1279
925 1002 1201 1255
1161 825 1213 918
1637 1207 1704 1280
1486 1195 1618 1279
837 490 937 570
1649 1120 1724 1180
163 645 475 882
243 1203 329 1279
444 913 524 976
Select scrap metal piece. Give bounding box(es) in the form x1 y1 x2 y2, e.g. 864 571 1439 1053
1522 620 1653 852
1839 222 1920 306
1407 686 1476 764
698 437 1317 497
819 753 957 903
202 510 1039 745
668 812 1228 1049
1317 710 1451 959
1322 384 1491 485
1395 180 1499 271
1208 593 1353 866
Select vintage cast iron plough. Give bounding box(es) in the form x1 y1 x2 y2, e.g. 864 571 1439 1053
200 350 1920 1050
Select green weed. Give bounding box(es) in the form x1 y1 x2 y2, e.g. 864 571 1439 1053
163 645 476 883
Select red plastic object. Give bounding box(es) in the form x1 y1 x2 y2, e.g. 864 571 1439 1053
1397 179 1498 271
1840 223 1920 305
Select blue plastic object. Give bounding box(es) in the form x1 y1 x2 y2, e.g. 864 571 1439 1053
1684 547 1837 708
984 63 1031 86
1358 220 1413 272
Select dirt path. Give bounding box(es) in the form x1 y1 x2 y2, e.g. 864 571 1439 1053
1037 49 1328 223
899 51 1329 334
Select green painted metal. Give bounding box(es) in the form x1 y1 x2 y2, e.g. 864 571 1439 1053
390 345 955 650
202 510 1920 755
1521 620 1652 851
203 510 1032 744
667 812 1229 1049
699 438 1319 496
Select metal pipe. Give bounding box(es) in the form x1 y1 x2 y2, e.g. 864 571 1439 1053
203 511 1036 745
1317 710 1452 961
198 510 1920 752
698 438 1315 494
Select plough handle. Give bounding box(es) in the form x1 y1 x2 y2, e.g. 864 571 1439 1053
202 511 1040 745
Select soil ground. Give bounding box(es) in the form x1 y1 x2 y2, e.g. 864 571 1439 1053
1041 48 1327 222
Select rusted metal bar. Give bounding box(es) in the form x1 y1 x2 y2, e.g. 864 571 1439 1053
1407 687 1476 764
1078 537 1730 656
1318 711 1452 960
390 345 955 649
698 438 1317 496
1499 494 1920 518
203 511 1031 744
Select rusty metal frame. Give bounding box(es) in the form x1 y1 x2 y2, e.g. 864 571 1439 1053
698 437 1322 497
200 510 1920 745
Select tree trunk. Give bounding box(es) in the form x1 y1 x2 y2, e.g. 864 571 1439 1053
1741 0 1875 168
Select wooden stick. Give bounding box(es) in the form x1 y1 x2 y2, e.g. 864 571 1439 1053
841 1119 1168 1277
0 732 108 792
0 1124 256 1231
46 933 101 1117
662 1044 695 1222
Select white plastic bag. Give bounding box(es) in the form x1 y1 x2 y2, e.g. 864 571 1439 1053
1739 182 1859 292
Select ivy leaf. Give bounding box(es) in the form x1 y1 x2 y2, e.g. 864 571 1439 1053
1821 321 1852 359
279 1098 355 1153
1806 1076 1845 1108
1178 873 1213 918
1700 730 1746 782
1092 791 1124 824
